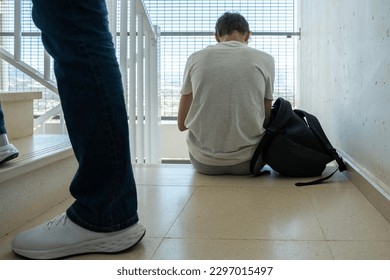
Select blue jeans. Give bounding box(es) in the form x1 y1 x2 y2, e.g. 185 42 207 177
0 103 6 135
31 0 139 232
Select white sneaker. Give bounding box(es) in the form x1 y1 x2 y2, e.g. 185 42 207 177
0 143 19 165
11 213 146 259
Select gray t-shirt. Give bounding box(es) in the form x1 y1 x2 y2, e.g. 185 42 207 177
181 41 275 166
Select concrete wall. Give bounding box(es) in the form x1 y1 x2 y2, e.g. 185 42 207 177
298 0 390 193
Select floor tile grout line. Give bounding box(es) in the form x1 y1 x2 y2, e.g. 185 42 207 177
157 185 200 242
147 184 199 259
302 188 336 259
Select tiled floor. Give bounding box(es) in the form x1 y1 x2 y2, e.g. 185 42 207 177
1 164 390 260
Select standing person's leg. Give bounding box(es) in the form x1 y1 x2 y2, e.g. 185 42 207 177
11 0 145 259
0 103 19 164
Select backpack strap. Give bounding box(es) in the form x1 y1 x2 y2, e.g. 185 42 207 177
294 109 347 172
293 109 347 186
250 97 293 175
295 168 340 186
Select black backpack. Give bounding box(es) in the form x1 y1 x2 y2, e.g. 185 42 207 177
250 97 347 186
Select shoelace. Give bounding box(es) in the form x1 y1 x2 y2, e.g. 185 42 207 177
47 213 68 229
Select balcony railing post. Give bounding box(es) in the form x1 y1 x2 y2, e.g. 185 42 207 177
119 0 128 103
0 10 9 90
128 0 137 161
136 13 144 163
14 0 22 61
144 30 151 163
43 50 51 80
107 0 118 48
150 25 160 163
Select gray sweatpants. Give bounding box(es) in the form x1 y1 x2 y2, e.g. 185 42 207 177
189 154 251 175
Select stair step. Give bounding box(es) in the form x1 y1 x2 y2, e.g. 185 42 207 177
0 134 76 237
0 91 42 140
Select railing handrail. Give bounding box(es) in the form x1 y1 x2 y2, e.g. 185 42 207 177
136 0 156 40
0 47 58 94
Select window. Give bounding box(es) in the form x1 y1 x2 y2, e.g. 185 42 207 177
144 0 297 119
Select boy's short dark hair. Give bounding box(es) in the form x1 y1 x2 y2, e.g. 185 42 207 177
215 12 250 36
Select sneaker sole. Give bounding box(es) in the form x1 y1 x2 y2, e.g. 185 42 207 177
12 223 146 260
0 152 19 165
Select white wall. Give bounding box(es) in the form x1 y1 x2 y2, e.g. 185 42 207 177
159 123 189 160
298 0 390 192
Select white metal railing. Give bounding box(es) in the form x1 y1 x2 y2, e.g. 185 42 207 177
0 47 57 93
0 0 161 163
108 0 160 163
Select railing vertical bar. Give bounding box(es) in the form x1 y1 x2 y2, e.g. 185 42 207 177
43 50 51 80
150 25 160 163
144 30 151 163
107 0 118 48
129 0 137 161
136 13 144 163
60 110 65 134
119 0 128 103
0 11 9 90
14 0 22 61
